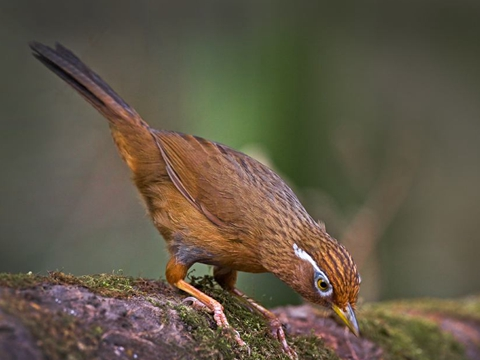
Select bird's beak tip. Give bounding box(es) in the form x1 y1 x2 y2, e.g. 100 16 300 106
332 303 360 337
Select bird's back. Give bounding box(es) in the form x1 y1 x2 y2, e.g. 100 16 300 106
30 42 315 272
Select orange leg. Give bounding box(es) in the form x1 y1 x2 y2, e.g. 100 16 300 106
214 267 297 359
166 258 246 347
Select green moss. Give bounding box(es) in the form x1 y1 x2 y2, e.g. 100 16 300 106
461 295 480 319
176 275 339 360
0 272 45 288
381 297 480 323
360 304 467 360
0 272 337 358
3 272 473 359
0 292 103 360
290 334 337 360
0 271 170 299
48 272 138 298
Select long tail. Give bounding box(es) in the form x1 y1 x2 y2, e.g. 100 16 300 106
30 42 160 173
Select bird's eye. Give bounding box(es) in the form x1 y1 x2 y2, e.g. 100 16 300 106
317 278 329 291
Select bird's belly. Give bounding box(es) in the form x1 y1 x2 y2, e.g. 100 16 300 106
201 256 267 273
167 230 267 273
143 182 266 273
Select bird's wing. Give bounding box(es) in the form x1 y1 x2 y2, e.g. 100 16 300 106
153 130 295 233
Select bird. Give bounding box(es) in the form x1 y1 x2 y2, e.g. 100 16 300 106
30 42 361 358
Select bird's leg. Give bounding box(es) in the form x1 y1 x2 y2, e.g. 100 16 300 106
166 258 246 347
214 267 297 359
231 288 297 359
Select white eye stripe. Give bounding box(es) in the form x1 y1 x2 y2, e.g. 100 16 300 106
293 243 330 286
293 243 321 272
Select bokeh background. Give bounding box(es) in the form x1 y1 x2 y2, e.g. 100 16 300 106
1 1 479 307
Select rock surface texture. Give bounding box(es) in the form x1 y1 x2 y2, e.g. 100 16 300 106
0 272 479 360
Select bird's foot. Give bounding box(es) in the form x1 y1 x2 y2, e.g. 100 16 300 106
211 301 247 348
182 295 248 349
268 318 297 359
228 287 297 358
182 296 210 311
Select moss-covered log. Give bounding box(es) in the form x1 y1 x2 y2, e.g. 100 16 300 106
0 272 479 360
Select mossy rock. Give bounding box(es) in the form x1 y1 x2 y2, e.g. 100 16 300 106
0 272 479 360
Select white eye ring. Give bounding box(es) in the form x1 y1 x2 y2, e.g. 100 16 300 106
315 274 332 296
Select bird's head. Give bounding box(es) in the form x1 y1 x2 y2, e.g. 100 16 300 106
283 232 361 336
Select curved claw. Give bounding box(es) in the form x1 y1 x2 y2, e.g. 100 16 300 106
212 303 247 347
175 280 248 349
182 293 247 348
182 296 210 312
269 319 298 359
229 288 297 358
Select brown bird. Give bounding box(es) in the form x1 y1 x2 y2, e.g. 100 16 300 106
30 42 360 357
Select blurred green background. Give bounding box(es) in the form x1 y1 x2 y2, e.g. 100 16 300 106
1 1 479 307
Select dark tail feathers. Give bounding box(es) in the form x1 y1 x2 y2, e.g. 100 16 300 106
30 42 147 128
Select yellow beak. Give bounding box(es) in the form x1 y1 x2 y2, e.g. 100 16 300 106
332 303 360 337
